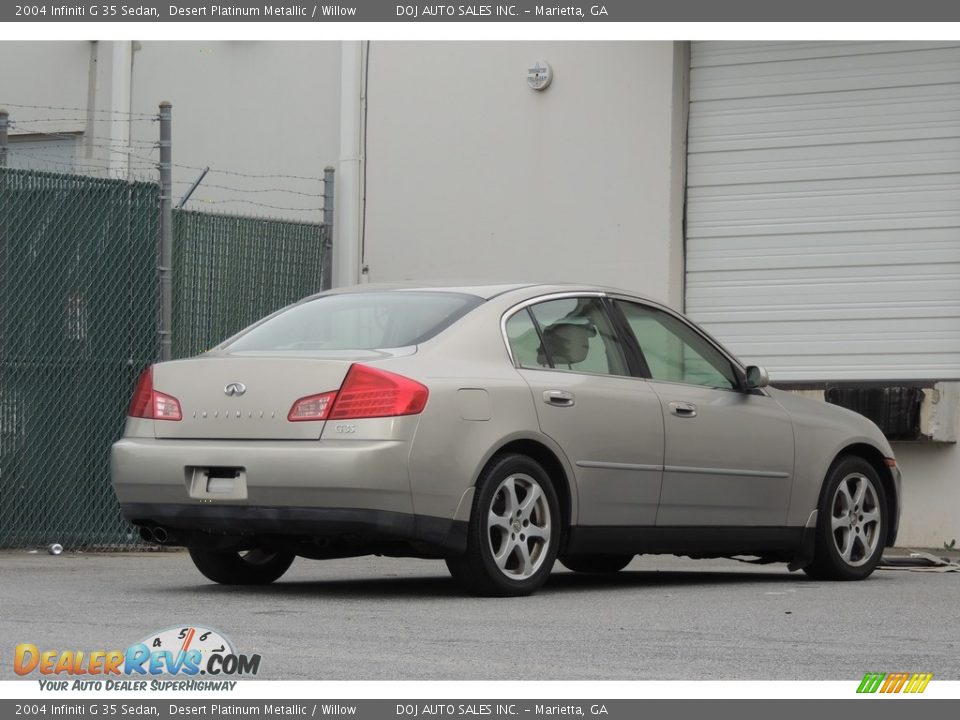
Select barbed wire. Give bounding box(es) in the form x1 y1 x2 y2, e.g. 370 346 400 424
0 102 158 119
2 117 144 125
10 124 161 166
4 152 328 201
2 155 158 183
10 125 327 185
4 152 157 177
174 160 327 183
170 179 323 198
173 206 329 226
10 129 158 148
188 197 323 212
4 148 156 170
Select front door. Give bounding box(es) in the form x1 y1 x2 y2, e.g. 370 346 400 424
612 300 795 526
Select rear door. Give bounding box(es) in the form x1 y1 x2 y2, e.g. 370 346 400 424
612 299 795 526
505 295 664 526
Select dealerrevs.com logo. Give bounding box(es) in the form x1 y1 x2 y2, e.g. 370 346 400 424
15 626 260 691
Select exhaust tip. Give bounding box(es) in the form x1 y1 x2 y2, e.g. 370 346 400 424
153 527 169 543
138 526 156 543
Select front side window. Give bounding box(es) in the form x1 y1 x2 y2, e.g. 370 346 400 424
615 301 738 390
225 292 482 351
507 297 628 376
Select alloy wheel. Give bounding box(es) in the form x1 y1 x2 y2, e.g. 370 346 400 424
486 473 551 580
830 472 882 567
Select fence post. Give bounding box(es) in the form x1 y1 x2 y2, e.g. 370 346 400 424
158 101 173 362
0 109 9 168
321 166 335 291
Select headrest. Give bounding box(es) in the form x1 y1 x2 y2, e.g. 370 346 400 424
541 322 596 365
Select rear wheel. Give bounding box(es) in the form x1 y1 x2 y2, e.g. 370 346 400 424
446 453 561 597
559 554 633 574
189 547 295 585
804 456 887 581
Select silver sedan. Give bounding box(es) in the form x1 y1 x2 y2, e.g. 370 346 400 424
111 283 901 596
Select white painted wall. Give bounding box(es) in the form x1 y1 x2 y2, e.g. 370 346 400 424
129 41 341 222
0 41 90 131
0 41 92 171
893 440 960 548
361 41 687 308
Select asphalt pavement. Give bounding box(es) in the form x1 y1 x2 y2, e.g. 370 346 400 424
2 549 957 680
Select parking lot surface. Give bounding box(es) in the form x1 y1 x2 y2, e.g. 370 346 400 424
3 549 957 680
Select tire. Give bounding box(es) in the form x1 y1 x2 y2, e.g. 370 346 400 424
803 456 887 581
445 453 561 597
189 547 295 585
559 554 634 574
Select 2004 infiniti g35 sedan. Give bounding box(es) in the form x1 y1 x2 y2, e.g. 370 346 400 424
112 283 901 596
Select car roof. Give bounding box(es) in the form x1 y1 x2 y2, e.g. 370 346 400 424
324 282 661 303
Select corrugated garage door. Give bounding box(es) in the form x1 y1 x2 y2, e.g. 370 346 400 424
685 42 960 382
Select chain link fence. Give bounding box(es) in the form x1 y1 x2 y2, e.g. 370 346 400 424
172 210 328 359
0 167 329 549
0 168 160 548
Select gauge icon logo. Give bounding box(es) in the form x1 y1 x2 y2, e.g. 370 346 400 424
130 625 260 676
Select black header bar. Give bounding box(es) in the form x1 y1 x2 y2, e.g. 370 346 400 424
4 0 960 22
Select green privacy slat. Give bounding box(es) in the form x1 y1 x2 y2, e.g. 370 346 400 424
0 168 325 549
171 210 325 358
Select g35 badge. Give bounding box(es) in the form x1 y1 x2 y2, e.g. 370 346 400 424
334 424 357 434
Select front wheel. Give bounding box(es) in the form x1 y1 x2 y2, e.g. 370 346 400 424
446 453 561 597
189 547 295 585
803 456 887 581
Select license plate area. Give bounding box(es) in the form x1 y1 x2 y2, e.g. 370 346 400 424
186 466 248 501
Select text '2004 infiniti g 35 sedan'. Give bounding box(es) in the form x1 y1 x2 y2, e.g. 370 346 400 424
111 283 901 596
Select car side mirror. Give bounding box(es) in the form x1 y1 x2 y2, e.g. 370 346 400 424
745 365 769 390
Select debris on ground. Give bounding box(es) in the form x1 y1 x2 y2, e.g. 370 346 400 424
880 550 960 572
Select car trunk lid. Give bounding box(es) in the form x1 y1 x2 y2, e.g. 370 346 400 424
151 355 362 440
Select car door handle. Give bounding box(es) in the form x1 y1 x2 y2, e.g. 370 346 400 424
543 390 575 407
669 401 697 418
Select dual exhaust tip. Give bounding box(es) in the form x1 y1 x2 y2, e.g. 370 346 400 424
138 525 174 544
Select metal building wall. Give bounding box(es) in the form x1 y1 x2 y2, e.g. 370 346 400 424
685 42 960 381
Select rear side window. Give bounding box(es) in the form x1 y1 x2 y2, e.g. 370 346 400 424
506 297 629 376
226 292 482 351
505 310 551 369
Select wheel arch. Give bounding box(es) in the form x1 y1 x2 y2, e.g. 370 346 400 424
474 434 577 541
827 442 899 547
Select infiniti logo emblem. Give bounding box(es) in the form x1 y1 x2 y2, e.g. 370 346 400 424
224 382 247 397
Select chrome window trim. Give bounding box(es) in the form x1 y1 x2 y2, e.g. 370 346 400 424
500 291 608 370
607 293 772 396
500 290 767 396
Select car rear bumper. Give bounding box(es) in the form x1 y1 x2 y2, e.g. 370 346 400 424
120 502 467 554
111 436 465 552
111 436 416 509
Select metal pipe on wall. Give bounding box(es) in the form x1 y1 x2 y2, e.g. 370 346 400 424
335 40 364 288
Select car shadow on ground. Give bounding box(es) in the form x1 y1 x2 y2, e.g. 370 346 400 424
154 567 820 600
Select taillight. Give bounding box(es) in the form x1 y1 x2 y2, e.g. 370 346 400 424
128 366 182 421
330 364 428 419
286 364 429 422
287 391 338 422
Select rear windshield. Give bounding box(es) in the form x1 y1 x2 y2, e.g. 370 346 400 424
224 291 482 352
